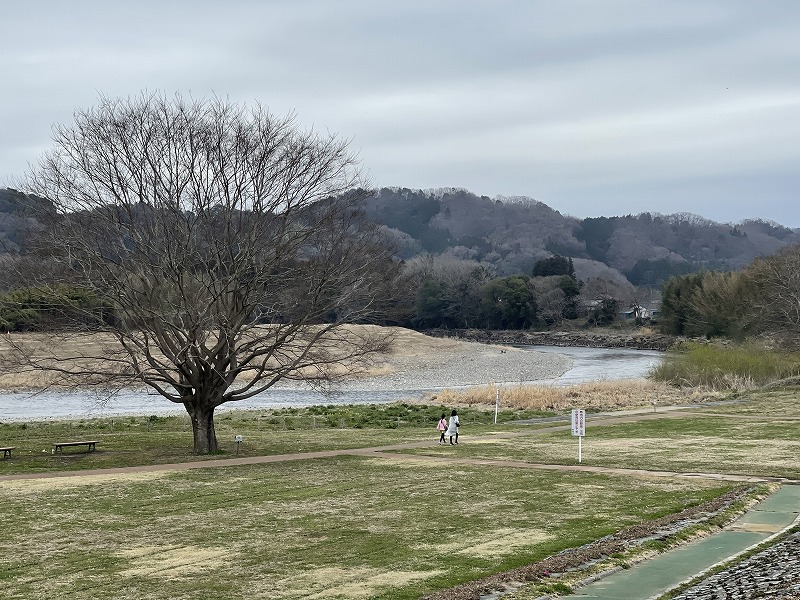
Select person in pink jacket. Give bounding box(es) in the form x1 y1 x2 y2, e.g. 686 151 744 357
437 413 448 444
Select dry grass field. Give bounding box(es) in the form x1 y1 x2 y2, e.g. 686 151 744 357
0 455 735 600
430 378 708 412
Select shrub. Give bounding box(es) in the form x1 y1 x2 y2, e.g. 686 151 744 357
651 342 800 390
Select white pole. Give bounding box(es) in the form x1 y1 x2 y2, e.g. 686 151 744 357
494 384 499 424
578 435 582 463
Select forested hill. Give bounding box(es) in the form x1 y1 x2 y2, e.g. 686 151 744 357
364 187 800 285
2 186 798 287
0 188 51 252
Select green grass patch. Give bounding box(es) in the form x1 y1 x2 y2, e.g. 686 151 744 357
0 403 554 475
651 342 800 390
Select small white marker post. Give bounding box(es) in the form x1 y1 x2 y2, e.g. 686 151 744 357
494 383 499 425
235 434 243 456
571 409 585 463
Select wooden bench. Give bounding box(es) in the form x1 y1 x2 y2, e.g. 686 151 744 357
0 447 15 459
53 440 99 454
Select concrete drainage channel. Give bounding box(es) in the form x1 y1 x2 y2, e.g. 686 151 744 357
556 484 800 600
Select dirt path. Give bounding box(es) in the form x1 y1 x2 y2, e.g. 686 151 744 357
1 408 789 484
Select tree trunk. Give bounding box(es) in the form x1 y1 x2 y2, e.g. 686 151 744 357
184 401 219 454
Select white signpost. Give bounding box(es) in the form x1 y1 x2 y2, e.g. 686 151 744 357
494 384 499 425
571 409 585 463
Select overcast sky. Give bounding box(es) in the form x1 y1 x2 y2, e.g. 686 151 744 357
3 1 798 226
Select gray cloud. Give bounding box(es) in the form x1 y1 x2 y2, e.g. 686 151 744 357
2 0 798 226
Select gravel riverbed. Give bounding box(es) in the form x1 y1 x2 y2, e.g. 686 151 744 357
276 343 575 392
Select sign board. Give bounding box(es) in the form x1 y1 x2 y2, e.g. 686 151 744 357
571 409 585 437
235 435 243 443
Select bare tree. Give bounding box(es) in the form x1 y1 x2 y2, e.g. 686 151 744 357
530 277 566 326
7 93 392 453
749 244 800 348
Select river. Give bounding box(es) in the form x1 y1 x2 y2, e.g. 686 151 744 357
0 346 662 421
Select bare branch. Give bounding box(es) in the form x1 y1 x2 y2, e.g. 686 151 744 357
10 92 391 452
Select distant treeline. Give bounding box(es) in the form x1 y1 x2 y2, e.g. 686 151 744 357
0 254 616 333
658 244 800 347
0 285 115 331
3 244 799 350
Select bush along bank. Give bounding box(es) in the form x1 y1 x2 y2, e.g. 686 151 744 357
425 328 677 350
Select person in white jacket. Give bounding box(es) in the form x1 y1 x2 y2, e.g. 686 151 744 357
446 409 460 445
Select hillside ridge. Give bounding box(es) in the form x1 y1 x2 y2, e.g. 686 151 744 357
3 186 798 287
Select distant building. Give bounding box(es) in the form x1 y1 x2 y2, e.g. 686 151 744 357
620 302 661 321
